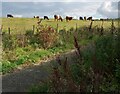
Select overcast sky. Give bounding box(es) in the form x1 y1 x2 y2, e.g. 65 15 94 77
1 0 119 19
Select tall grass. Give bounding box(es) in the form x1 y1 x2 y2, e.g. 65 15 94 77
1 19 119 75
29 29 120 92
29 19 120 92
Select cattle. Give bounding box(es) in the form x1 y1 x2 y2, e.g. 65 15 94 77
34 16 39 18
7 14 13 18
87 16 92 20
66 16 73 22
100 18 109 21
54 15 63 21
44 16 49 20
79 16 83 20
100 18 106 21
84 16 86 20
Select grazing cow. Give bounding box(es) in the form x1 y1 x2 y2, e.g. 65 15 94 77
34 16 39 18
100 18 109 21
7 14 13 18
84 16 86 20
66 16 73 22
79 16 83 20
44 16 49 20
87 16 92 20
54 15 63 21
100 18 103 21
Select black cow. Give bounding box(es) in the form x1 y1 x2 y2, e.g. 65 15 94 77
87 16 92 20
54 15 63 21
44 16 49 20
7 14 13 18
79 16 83 20
100 18 109 21
34 16 39 18
66 16 73 21
84 16 86 20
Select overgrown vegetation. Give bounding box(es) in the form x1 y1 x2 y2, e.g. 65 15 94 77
29 27 120 92
2 17 120 92
1 19 119 78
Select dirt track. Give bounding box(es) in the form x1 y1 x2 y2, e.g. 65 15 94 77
2 49 78 92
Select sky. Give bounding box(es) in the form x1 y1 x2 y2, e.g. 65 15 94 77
1 0 119 19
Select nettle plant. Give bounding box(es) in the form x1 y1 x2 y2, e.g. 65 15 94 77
36 19 59 49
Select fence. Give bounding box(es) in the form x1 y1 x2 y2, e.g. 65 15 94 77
2 24 59 50
2 20 116 51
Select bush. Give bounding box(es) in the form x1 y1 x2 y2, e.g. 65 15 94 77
30 32 120 92
2 60 17 74
36 23 59 49
2 34 15 50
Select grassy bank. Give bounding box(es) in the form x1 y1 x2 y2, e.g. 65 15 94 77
1 18 119 74
29 31 120 92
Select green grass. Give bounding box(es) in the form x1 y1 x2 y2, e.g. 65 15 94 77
2 18 118 34
29 33 120 92
1 35 95 74
1 17 120 92
1 18 119 74
1 44 74 74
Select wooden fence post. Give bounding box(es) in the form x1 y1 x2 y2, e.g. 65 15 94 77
0 25 2 32
33 25 35 34
100 20 104 36
111 20 115 34
8 27 10 35
56 23 59 32
22 34 26 47
76 23 77 32
89 21 93 32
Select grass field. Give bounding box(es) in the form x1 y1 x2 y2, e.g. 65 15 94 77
1 18 118 34
1 17 120 92
1 18 119 74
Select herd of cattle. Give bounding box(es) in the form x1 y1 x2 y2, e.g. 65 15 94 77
6 14 109 21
